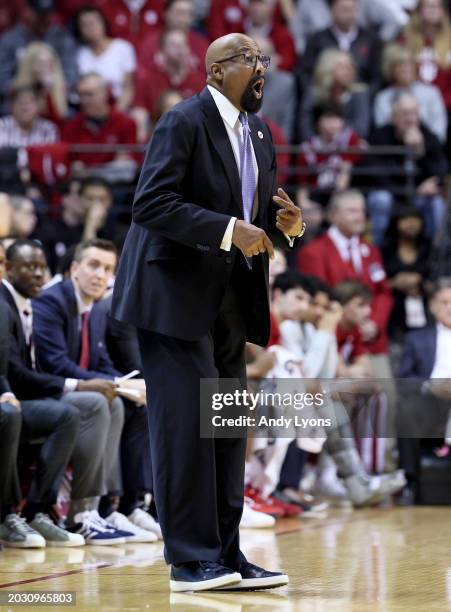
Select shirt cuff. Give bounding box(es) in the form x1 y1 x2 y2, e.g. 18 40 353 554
284 233 296 248
64 378 79 393
284 222 306 247
220 217 237 251
0 392 17 402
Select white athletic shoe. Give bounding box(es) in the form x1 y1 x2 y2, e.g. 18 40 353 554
128 508 163 540
105 511 158 543
240 502 276 529
0 514 45 548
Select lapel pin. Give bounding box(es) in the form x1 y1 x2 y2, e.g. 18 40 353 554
257 131 264 139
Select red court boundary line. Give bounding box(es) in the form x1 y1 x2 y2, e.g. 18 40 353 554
0 563 113 589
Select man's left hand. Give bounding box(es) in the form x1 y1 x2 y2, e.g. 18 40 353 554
273 188 303 236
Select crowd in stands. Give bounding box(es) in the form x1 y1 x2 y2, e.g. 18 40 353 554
1 0 451 545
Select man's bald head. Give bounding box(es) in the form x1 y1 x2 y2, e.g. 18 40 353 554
205 33 259 75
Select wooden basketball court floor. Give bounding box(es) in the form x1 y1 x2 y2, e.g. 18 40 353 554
0 506 450 611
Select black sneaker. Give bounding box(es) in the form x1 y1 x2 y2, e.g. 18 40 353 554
169 561 241 592
215 561 289 590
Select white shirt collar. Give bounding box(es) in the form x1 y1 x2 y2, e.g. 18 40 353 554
2 278 32 315
328 226 359 249
71 280 93 316
331 25 358 45
437 322 451 335
207 85 242 130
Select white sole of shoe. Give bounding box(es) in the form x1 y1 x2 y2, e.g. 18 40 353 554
45 539 85 547
0 539 45 549
85 537 127 545
170 572 242 592
122 534 158 543
215 574 289 590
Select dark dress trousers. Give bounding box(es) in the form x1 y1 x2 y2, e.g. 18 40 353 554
111 87 295 565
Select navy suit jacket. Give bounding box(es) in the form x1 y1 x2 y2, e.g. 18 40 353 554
397 324 437 379
0 297 12 394
32 279 121 380
0 284 65 400
111 87 294 346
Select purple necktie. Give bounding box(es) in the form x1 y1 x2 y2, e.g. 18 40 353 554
239 112 257 267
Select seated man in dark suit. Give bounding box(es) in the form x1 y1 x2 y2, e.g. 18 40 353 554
397 277 451 503
32 239 158 541
1 239 131 546
0 240 83 549
302 0 382 93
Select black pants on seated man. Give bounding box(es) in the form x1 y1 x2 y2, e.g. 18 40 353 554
0 403 22 516
0 399 79 520
397 391 450 487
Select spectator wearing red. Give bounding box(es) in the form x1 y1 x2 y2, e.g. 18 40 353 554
138 0 208 69
62 73 137 168
96 0 165 49
134 29 205 122
207 0 296 71
333 279 373 377
297 102 363 204
0 1 25 35
297 190 393 358
208 0 245 41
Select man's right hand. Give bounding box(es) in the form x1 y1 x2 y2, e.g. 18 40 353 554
0 393 21 410
232 220 274 259
76 378 117 402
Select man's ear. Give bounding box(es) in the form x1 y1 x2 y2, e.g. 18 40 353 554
70 260 78 279
210 63 223 80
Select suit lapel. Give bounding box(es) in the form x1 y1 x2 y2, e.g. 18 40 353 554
248 115 268 223
0 285 26 354
200 88 244 217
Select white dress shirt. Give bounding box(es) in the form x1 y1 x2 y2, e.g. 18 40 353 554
430 323 451 379
207 85 296 251
207 85 258 250
331 25 359 52
327 226 363 274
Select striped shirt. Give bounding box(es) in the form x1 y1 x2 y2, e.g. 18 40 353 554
0 115 59 148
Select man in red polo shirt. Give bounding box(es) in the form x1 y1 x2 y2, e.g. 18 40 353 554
297 190 397 462
138 0 209 69
133 28 205 122
62 73 138 169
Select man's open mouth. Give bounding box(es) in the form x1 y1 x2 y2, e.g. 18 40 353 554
252 78 265 99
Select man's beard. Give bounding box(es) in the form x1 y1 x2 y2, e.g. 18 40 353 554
240 75 264 113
